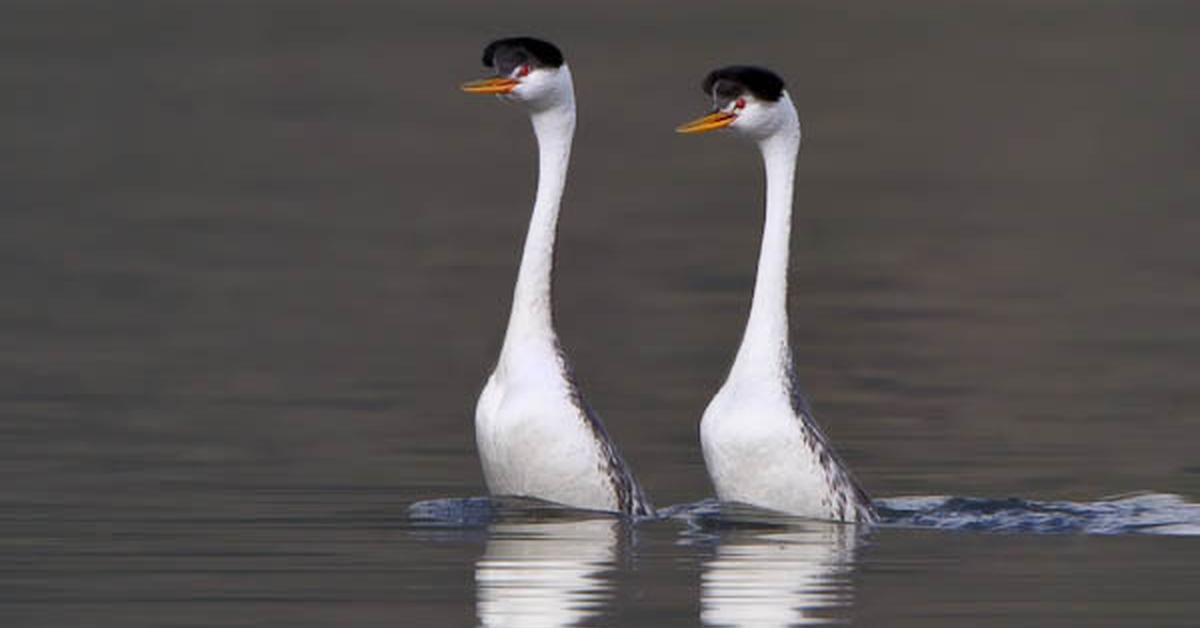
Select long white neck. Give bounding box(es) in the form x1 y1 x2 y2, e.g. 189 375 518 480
498 80 576 369
727 118 801 385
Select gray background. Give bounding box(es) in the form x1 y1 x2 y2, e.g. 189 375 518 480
3 1 1198 626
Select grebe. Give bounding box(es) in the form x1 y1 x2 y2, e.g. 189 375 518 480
677 66 875 522
461 37 652 516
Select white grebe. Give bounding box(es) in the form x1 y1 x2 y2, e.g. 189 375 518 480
461 37 652 517
678 66 874 522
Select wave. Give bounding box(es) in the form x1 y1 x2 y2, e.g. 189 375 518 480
408 492 1200 536
875 492 1200 536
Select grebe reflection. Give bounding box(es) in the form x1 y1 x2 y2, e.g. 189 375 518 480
475 517 619 627
701 522 858 627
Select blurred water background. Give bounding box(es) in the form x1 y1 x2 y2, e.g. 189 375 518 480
3 1 1199 626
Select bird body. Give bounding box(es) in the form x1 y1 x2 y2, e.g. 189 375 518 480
702 373 872 522
464 38 651 517
476 357 646 515
681 67 875 522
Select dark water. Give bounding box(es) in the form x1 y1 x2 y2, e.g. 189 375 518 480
4 1 1200 626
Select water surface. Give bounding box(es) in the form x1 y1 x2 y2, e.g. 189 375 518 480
3 1 1199 626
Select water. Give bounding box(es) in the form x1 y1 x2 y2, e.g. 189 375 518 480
3 0 1200 626
412 495 1200 626
410 493 1200 537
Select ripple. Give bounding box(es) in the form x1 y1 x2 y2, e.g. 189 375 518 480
410 492 1200 536
875 492 1200 535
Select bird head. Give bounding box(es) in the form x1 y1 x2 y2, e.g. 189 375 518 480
461 37 573 113
676 66 797 141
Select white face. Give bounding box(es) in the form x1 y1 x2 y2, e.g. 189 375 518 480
502 64 574 112
723 91 798 141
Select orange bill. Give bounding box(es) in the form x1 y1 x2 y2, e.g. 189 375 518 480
675 111 737 134
460 77 520 94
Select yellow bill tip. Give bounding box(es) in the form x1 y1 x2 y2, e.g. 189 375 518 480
676 111 737 134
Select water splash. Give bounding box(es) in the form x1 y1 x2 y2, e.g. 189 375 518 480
407 495 622 529
408 496 503 527
875 492 1200 536
409 493 1200 536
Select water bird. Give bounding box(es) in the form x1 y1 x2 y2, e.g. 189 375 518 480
677 66 875 522
460 37 652 517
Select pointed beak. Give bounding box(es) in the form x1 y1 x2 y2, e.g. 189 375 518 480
460 76 520 94
675 111 737 134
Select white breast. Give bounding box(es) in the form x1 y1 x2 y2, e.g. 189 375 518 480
700 383 847 521
475 370 619 513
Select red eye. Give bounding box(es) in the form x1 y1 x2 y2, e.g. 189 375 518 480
517 64 531 77
735 98 746 110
